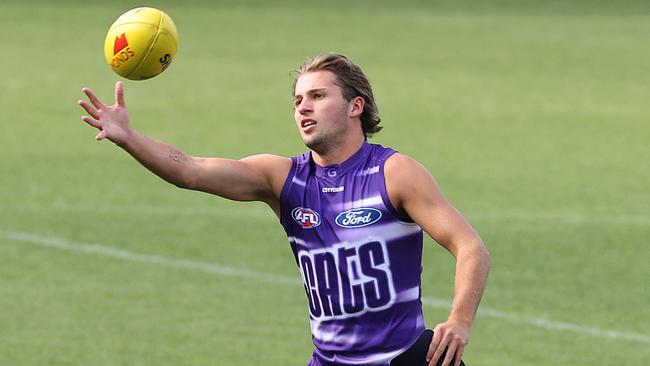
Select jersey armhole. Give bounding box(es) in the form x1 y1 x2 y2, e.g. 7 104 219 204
278 156 298 226
379 151 416 224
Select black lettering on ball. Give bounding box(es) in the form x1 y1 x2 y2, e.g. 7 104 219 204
159 53 173 70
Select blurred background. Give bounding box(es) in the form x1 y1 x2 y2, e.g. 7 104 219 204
1 0 648 365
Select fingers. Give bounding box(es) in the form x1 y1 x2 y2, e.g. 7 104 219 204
79 85 116 142
81 115 101 129
426 329 440 364
428 335 450 366
440 342 457 366
78 100 100 120
96 129 108 141
82 115 107 141
427 324 468 366
452 344 465 366
82 87 107 109
115 81 126 107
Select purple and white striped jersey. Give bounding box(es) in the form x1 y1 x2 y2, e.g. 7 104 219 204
279 142 426 366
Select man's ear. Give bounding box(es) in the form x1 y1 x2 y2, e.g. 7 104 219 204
349 96 365 118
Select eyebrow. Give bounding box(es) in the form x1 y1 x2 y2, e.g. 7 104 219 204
294 87 328 98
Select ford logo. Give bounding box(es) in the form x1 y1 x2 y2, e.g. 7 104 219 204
335 208 382 228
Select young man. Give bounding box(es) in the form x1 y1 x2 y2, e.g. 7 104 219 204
78 54 490 366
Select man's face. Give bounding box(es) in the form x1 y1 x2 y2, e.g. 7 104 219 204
293 71 352 154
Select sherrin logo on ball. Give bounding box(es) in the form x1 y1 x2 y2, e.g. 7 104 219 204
104 7 179 80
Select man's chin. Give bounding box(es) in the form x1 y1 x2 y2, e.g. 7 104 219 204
303 137 327 154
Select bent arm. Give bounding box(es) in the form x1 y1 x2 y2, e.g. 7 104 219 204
385 154 490 366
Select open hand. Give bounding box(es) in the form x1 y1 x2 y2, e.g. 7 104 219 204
78 81 131 145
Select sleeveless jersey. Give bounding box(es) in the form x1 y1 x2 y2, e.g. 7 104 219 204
279 142 426 366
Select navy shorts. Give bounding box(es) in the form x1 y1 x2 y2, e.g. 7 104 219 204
390 329 466 366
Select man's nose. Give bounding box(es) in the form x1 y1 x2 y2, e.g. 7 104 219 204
298 100 313 114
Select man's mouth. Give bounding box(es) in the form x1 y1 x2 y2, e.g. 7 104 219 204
301 119 316 128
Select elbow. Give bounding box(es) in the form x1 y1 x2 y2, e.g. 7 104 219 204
478 241 491 273
463 239 491 272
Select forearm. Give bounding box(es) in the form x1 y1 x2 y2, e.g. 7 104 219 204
447 240 491 328
118 128 198 189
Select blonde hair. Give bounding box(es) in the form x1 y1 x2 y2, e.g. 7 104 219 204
293 53 382 138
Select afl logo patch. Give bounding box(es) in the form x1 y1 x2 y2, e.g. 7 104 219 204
292 207 321 229
336 208 382 228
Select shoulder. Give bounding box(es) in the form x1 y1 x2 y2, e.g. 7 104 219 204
240 153 292 168
384 153 430 178
240 153 293 196
240 153 293 176
384 153 441 209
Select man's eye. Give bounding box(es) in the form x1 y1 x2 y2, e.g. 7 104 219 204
314 93 323 99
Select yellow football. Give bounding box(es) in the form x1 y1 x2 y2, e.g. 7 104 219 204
104 7 179 81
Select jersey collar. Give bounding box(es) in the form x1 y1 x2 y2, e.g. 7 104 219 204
312 142 372 179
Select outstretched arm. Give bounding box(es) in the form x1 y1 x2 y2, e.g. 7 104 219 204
385 154 490 366
78 82 290 212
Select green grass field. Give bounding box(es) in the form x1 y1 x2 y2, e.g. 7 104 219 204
1 1 649 365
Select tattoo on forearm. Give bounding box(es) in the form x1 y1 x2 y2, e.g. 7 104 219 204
169 148 190 162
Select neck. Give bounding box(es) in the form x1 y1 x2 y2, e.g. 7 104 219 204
311 134 365 166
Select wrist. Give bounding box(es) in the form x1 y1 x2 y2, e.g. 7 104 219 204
115 127 136 148
446 313 473 329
